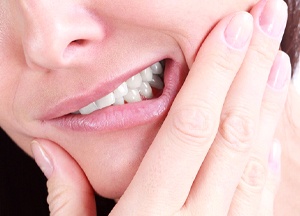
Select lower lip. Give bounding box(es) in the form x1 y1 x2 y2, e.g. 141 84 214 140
47 60 187 132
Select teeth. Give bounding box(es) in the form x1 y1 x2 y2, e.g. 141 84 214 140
126 74 143 89
140 68 153 82
77 61 165 115
149 74 164 89
139 82 153 99
124 89 142 103
79 102 98 115
150 62 163 75
114 97 125 105
95 92 115 109
113 82 128 98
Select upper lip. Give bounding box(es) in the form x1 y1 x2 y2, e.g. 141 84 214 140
41 57 167 120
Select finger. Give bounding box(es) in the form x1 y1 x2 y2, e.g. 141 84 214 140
228 140 281 216
111 11 253 215
31 139 96 216
252 51 291 163
258 140 281 216
229 51 290 215
228 158 266 216
185 0 288 214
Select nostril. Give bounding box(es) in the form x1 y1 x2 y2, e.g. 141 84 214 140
70 39 86 46
63 39 88 60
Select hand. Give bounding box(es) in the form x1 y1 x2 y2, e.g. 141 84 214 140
31 0 290 215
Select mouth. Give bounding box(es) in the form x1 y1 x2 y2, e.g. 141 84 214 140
75 61 165 115
45 58 187 132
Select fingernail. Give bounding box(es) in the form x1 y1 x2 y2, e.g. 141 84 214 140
31 141 53 179
224 12 253 49
267 52 291 89
268 139 281 174
259 0 288 37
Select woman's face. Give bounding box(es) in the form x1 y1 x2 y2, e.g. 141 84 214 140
1 0 258 198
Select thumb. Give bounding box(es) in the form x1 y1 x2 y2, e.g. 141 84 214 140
31 139 96 216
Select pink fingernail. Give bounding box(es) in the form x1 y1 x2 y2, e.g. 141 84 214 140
31 141 53 179
268 139 281 174
224 12 253 49
259 0 288 37
267 52 291 89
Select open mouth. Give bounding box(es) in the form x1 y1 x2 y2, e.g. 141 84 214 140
45 58 187 132
76 61 165 115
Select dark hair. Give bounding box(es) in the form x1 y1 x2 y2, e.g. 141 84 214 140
282 0 300 76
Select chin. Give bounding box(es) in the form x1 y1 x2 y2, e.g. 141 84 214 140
70 119 163 199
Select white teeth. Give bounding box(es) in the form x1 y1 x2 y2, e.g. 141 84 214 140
149 74 164 89
113 82 128 98
150 62 163 75
114 97 125 105
139 82 153 99
95 92 115 109
79 102 98 115
124 89 142 103
126 74 143 89
76 61 164 115
140 68 153 82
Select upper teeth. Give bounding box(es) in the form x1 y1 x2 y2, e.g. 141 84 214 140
77 61 164 115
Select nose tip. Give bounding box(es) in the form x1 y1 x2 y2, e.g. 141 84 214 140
22 6 106 70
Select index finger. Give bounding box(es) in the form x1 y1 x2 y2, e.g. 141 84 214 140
110 12 253 215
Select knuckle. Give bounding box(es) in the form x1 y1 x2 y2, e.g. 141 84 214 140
170 104 216 147
249 43 275 69
219 111 255 152
47 181 71 215
239 158 267 192
262 98 284 116
200 51 239 76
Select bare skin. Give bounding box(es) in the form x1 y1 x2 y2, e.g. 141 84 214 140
1 0 300 215
275 85 300 215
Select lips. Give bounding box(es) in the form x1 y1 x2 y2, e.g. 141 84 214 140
75 61 165 115
44 59 187 132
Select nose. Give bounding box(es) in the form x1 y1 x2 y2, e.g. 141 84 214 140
21 2 106 70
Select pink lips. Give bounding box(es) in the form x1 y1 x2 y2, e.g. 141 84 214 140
44 59 187 132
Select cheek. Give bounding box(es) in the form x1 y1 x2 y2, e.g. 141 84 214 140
0 64 20 128
94 0 217 63
127 0 259 67
0 12 28 129
0 51 39 156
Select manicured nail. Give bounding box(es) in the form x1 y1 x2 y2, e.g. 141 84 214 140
268 139 281 174
224 12 253 49
259 0 288 37
267 52 290 89
31 141 53 179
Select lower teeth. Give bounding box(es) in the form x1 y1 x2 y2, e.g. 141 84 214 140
77 60 165 115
